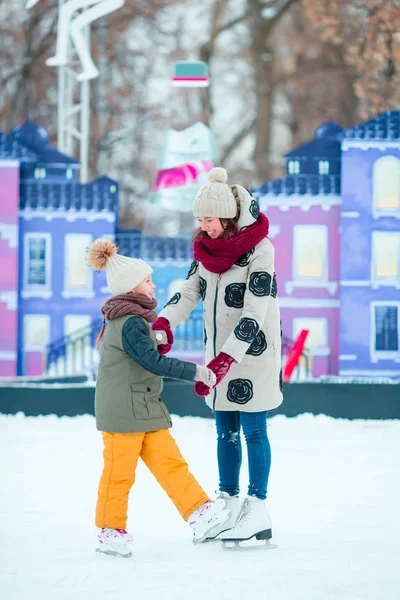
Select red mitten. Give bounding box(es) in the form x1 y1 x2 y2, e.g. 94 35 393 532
207 352 235 385
194 381 211 397
152 317 174 355
194 352 235 397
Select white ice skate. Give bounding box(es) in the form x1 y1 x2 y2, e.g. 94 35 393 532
96 527 133 558
220 496 277 550
188 499 230 545
204 492 242 541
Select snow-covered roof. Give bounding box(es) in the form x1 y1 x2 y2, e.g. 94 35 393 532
344 110 400 141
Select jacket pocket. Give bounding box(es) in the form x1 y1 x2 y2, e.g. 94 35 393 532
130 385 165 420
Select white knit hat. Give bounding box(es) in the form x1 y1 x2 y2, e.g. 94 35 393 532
193 167 237 218
87 238 152 296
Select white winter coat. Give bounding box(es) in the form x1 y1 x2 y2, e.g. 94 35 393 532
160 185 283 413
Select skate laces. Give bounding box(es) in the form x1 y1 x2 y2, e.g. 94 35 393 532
235 499 251 527
100 528 129 540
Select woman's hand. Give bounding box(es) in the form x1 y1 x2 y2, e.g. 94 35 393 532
194 352 235 397
152 317 174 355
195 365 217 388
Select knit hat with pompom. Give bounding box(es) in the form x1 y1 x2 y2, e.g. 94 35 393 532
87 238 152 296
193 167 237 219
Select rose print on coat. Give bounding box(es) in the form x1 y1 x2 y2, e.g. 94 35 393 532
186 260 199 280
225 283 246 308
164 292 181 307
235 248 255 267
199 276 207 301
246 330 267 356
249 271 271 297
227 378 254 404
271 272 277 298
234 318 259 343
249 198 260 220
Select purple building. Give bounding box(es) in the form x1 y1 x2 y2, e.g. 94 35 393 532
253 111 400 378
0 116 118 376
339 112 400 377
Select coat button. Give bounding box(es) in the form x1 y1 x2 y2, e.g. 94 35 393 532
146 387 151 392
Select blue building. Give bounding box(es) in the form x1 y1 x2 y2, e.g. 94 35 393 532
339 112 400 377
0 116 118 376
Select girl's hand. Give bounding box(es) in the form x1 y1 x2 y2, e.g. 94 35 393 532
152 317 174 355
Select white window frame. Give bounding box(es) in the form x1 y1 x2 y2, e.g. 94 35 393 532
288 160 300 175
23 233 52 298
371 231 400 288
372 156 400 219
23 314 51 352
318 160 330 175
370 302 400 362
63 233 94 298
292 317 329 357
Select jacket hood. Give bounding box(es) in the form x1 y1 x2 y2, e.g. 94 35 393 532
230 184 261 230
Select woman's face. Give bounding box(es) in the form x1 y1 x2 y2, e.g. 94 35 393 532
197 217 225 239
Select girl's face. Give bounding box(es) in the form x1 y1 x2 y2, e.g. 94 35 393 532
132 274 156 299
197 217 225 239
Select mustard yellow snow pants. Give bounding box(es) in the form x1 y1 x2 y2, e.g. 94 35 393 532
96 429 209 529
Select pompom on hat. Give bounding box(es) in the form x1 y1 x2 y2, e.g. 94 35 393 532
193 167 237 219
88 238 152 296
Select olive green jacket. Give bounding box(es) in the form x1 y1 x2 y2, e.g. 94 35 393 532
95 315 196 433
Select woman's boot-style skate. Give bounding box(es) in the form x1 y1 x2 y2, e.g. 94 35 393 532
220 496 277 550
96 527 133 558
188 498 230 544
204 492 242 541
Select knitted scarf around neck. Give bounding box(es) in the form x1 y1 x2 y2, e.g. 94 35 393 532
101 293 158 323
193 213 270 274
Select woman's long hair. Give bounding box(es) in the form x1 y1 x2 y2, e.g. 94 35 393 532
192 187 241 242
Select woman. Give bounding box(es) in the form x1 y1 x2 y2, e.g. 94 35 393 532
152 167 283 543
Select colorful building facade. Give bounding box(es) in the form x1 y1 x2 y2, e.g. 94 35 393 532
0 116 118 376
253 111 400 378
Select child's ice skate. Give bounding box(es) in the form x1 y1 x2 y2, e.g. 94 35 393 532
220 496 277 550
204 492 242 541
188 498 230 544
96 527 133 558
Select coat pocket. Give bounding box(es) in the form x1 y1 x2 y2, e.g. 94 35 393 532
130 385 165 420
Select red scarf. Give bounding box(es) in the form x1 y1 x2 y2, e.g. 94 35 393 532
193 213 269 274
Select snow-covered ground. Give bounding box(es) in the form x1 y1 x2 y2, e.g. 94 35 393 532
1 412 399 600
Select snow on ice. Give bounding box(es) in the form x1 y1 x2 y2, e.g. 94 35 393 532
0 412 399 600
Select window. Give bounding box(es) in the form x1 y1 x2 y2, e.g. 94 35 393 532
24 314 50 351
293 318 328 350
66 168 73 180
24 233 51 290
372 231 400 283
318 160 330 175
64 315 91 337
34 168 46 179
293 225 327 280
64 234 93 294
288 160 300 175
373 156 400 216
372 304 399 358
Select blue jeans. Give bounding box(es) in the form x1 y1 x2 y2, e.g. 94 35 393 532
215 410 271 500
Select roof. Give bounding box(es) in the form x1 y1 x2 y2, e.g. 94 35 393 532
8 114 79 165
252 174 340 197
0 131 39 162
344 111 400 141
285 121 343 158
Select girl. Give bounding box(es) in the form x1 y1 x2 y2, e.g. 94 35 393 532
88 238 228 558
152 167 283 544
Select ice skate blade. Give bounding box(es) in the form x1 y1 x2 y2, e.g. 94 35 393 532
222 539 278 551
96 547 132 558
